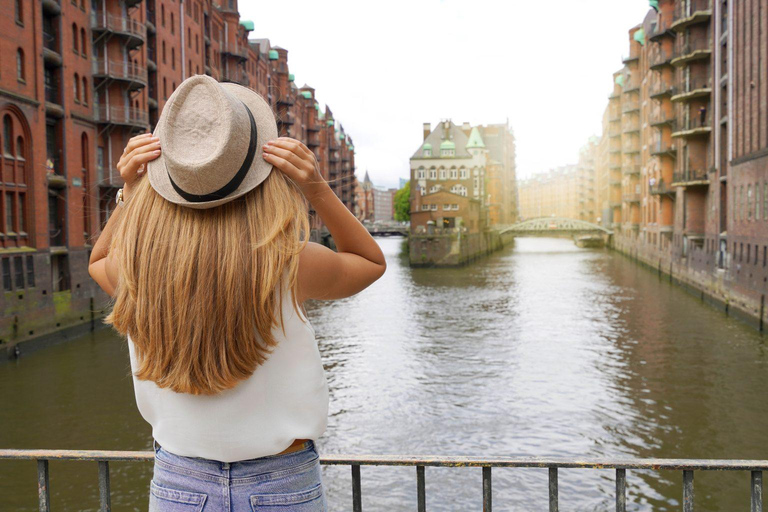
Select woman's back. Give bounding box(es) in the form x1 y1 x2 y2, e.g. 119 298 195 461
127 284 328 463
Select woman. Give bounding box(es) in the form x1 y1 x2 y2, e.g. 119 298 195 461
88 75 386 511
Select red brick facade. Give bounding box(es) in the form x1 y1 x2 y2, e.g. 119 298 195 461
0 0 357 346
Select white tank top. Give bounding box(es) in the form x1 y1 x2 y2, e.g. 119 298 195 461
126 291 329 463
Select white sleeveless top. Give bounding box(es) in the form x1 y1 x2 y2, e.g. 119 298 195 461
126 292 329 463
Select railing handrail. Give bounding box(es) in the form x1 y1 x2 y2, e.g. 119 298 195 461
3 448 768 469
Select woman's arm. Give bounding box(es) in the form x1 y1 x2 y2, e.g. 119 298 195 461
88 133 161 297
262 138 386 302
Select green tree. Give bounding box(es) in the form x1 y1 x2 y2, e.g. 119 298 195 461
394 181 411 222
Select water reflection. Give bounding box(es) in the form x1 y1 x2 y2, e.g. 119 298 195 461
0 237 766 510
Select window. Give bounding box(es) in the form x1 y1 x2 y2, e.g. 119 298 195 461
171 12 175 34
5 192 14 232
161 4 165 26
748 185 753 220
74 73 80 103
421 204 429 211
18 193 25 232
416 168 425 179
172 48 175 69
443 204 451 210
439 168 446 180
162 40 167 63
163 77 167 99
72 23 78 53
15 137 24 160
460 168 468 179
80 28 87 56
3 115 13 155
2 259 11 291
196 35 199 54
429 168 437 179
452 204 459 210
82 77 88 105
188 28 192 47
757 183 762 221
26 255 34 287
430 204 437 211
450 168 457 179
15 0 23 24
423 148 431 157
13 256 23 289
16 48 24 82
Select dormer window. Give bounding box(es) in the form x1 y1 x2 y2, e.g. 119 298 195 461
422 143 432 157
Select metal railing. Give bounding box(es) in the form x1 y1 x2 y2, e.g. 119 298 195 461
673 38 712 60
91 12 147 41
649 47 673 68
221 41 248 59
673 168 710 184
92 58 148 85
93 105 149 127
0 450 766 512
649 79 676 98
651 138 677 155
650 179 675 195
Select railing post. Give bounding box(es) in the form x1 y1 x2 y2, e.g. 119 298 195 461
37 459 50 512
416 466 425 512
549 467 558 512
351 464 362 512
616 468 626 512
98 460 111 512
482 466 492 512
752 470 763 512
683 470 694 512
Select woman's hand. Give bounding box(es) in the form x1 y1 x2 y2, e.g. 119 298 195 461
262 137 325 199
117 132 162 200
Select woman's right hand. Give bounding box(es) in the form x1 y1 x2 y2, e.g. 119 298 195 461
117 132 162 200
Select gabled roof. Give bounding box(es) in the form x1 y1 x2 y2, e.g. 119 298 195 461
410 120 471 159
466 127 485 149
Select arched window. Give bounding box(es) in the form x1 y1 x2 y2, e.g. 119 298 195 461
81 77 88 105
170 12 175 34
15 0 23 24
16 49 24 81
439 167 446 180
74 73 80 103
171 48 175 69
162 40 166 63
161 4 165 26
187 28 191 47
80 28 87 56
3 115 13 155
72 23 78 53
450 167 457 179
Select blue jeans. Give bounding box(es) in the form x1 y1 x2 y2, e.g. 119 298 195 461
150 438 327 511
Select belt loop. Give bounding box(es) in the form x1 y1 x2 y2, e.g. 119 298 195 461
221 461 230 470
152 438 161 453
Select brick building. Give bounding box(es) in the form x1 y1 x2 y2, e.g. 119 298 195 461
588 0 768 326
0 0 357 347
409 119 517 233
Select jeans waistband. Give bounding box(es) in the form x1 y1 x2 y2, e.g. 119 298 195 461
152 438 317 474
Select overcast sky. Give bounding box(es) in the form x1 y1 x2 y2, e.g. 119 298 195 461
240 0 651 189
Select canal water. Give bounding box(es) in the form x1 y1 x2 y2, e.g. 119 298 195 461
1 237 767 511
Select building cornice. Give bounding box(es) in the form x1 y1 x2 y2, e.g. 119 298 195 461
0 88 40 108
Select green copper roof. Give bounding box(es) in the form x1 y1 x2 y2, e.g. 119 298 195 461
327 119 334 126
288 73 295 82
633 27 646 46
440 140 455 150
649 0 659 11
423 142 432 151
239 20 254 31
268 50 278 60
348 145 354 151
314 102 320 110
300 91 312 99
466 127 486 149
615 74 626 87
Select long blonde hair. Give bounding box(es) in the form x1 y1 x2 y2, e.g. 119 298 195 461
104 172 309 396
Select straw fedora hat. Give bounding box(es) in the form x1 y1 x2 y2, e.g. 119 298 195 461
146 74 278 209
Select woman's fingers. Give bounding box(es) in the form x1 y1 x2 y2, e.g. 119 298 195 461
263 152 302 181
271 137 314 160
118 140 161 183
263 144 309 172
123 133 154 154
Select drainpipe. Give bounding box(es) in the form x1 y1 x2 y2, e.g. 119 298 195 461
180 0 186 80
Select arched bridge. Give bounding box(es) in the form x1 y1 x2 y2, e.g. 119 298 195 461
499 217 613 238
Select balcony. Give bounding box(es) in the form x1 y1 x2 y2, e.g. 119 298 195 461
622 100 639 114
623 139 640 154
649 110 677 128
672 168 709 187
623 81 640 94
649 47 673 69
671 79 712 102
146 8 156 33
623 193 641 203
622 53 639 64
221 67 248 86
93 105 149 128
622 165 641 176
622 119 639 133
650 138 677 156
648 16 673 41
671 0 712 32
650 179 675 195
91 12 146 47
44 85 63 118
671 39 712 67
220 42 248 61
649 80 676 99
92 59 147 89
671 115 712 138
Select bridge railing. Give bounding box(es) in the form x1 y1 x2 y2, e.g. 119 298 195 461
1 449 765 512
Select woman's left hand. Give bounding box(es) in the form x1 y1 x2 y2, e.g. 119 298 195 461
262 137 325 198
